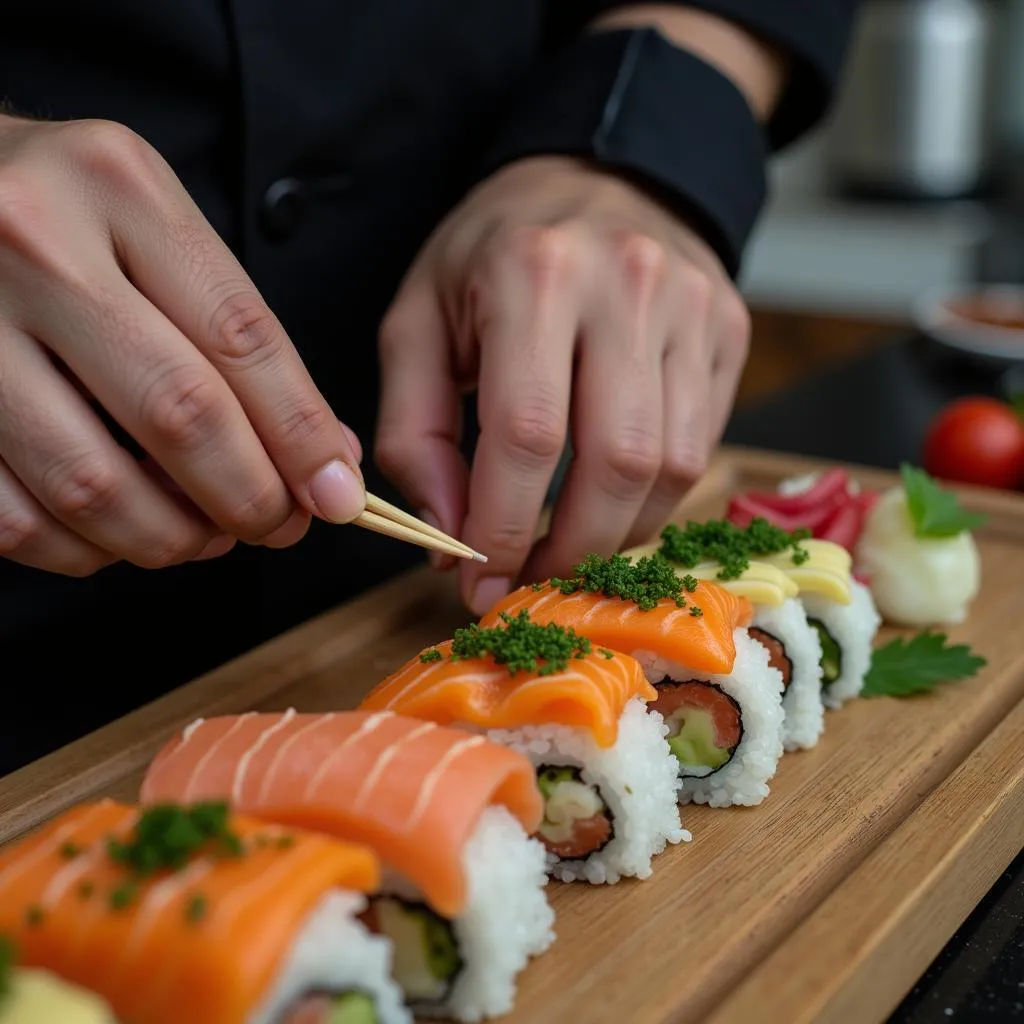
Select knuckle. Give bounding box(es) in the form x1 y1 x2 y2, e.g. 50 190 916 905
500 225 579 287
675 263 714 320
43 452 123 523
498 399 566 464
0 178 67 278
662 443 709 488
220 478 291 540
134 534 202 570
0 506 40 557
480 521 536 558
139 364 225 450
271 399 333 453
617 232 669 288
605 429 662 487
207 291 284 368
65 119 164 188
374 431 413 481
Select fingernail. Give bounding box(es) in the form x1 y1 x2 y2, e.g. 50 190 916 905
469 576 511 617
309 460 366 523
420 509 454 571
193 535 236 561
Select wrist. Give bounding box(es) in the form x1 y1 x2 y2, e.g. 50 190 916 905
477 27 768 279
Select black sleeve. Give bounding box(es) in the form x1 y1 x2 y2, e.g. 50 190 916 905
474 2 861 279
541 1 863 151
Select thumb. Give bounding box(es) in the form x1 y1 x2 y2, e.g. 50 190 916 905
375 281 468 566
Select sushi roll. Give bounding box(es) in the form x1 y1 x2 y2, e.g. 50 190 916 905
0 799 409 1024
478 553 786 808
632 522 859 750
141 711 555 1023
799 579 882 709
360 610 689 885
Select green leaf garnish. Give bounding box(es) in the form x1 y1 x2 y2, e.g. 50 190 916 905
547 552 690 610
862 632 987 698
419 648 443 664
446 609 595 676
659 519 811 580
0 936 15 1001
900 464 987 538
185 892 207 923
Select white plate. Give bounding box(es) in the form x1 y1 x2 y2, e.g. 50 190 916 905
913 284 1024 365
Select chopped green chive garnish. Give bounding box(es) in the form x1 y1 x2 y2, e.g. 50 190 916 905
659 519 811 580
546 552 689 610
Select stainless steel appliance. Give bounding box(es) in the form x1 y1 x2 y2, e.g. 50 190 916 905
828 0 992 199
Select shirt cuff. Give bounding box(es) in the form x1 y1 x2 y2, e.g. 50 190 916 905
477 27 769 278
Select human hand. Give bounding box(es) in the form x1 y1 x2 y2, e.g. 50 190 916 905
376 156 750 614
0 116 365 577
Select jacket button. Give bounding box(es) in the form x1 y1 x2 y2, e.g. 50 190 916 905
258 178 304 242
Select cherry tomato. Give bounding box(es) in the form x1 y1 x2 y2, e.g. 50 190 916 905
923 397 1024 490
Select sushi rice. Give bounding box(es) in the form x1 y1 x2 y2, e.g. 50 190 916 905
482 698 690 885
635 630 785 808
801 578 881 710
252 890 410 1024
750 598 825 752
372 806 554 1024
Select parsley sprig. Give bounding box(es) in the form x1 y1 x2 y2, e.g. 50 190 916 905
862 632 987 698
542 552 693 610
900 464 987 539
659 518 811 580
420 609 598 676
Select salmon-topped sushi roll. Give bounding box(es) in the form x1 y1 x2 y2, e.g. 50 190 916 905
141 712 554 1023
629 522 856 751
0 800 409 1024
479 553 786 808
361 610 689 886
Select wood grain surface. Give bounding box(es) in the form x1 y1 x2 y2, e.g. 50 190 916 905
2 447 1022 1024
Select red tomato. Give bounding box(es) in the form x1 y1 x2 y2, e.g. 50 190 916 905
923 397 1024 490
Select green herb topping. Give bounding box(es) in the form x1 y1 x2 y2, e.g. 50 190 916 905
108 802 242 880
185 892 207 924
659 519 810 581
0 936 14 1001
900 465 987 539
419 648 443 664
424 609 597 676
101 801 243 910
109 882 138 912
862 632 987 698
59 841 81 860
544 552 691 611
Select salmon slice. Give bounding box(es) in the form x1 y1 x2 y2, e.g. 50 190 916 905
0 799 378 1024
360 641 655 748
141 711 544 918
479 579 753 675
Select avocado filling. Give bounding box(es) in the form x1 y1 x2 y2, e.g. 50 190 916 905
650 680 743 779
536 765 613 861
808 618 842 687
282 990 378 1024
361 896 462 1006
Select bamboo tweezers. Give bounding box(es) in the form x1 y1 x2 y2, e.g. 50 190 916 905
356 493 486 563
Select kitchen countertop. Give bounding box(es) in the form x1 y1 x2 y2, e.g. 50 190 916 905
725 335 1024 1024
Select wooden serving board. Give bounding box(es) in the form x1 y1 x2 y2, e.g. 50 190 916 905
3 447 1024 1024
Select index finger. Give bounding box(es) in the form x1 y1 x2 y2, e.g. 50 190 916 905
113 185 365 525
459 232 578 615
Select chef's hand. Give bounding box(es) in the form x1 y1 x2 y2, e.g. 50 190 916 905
0 115 365 577
376 156 750 614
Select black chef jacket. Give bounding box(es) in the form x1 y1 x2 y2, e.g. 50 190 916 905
0 0 859 772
